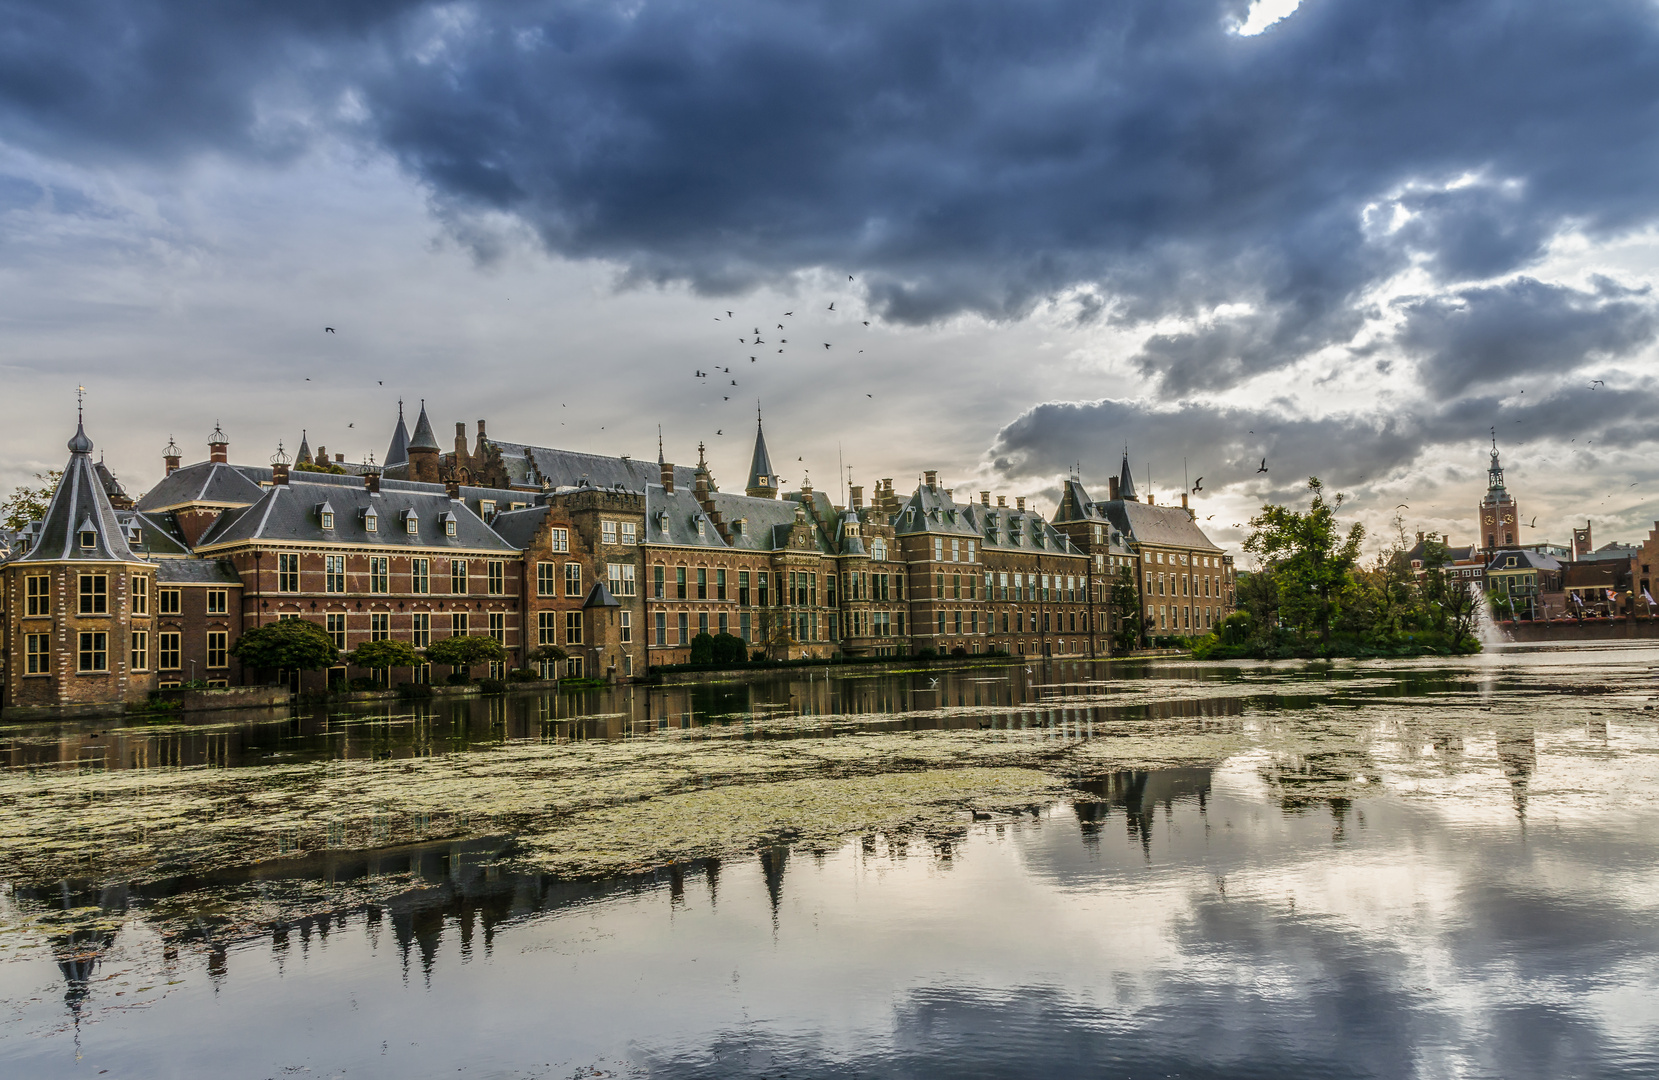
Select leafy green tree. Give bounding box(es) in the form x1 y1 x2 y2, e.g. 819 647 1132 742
423 635 507 671
231 619 338 675
711 632 747 666
1244 478 1365 648
2 471 61 531
349 639 423 672
526 644 569 664
689 631 716 665
1110 563 1143 652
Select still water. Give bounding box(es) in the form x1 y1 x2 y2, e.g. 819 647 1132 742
3 647 1659 1078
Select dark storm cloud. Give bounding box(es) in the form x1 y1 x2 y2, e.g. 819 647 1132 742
1396 277 1659 396
6 0 1659 391
989 382 1659 490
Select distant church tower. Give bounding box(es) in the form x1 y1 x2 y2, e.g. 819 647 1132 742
1478 433 1519 552
745 406 779 499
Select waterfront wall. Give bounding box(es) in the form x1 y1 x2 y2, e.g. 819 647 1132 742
1498 618 1659 643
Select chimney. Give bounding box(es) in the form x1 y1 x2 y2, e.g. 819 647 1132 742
1015 497 1026 512
1148 493 1155 505
850 485 864 510
208 422 229 464
163 436 181 477
334 453 344 463
1108 476 1120 501
446 479 462 499
661 457 675 494
365 470 381 494
1181 493 1189 509
924 470 938 490
474 419 488 459
944 487 952 500
980 491 990 506
997 495 1007 508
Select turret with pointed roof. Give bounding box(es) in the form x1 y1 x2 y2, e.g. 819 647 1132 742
15 417 142 564
1117 450 1138 502
384 401 411 469
405 400 442 482
295 429 313 466
746 407 779 499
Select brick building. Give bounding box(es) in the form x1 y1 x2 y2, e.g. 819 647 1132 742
2 403 1236 716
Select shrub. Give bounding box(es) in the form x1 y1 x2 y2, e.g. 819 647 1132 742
689 631 716 666
508 667 543 682
711 632 747 666
347 676 377 692
915 647 938 660
396 683 433 700
477 678 508 695
445 672 473 686
231 618 337 676
750 649 768 662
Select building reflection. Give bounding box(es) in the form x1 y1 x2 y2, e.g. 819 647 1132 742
1073 769 1213 857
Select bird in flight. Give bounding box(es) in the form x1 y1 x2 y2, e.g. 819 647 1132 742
828 302 835 311
751 357 756 362
348 423 354 428
1593 379 1605 386
1396 503 1409 509
1256 458 1268 473
727 311 733 317
1191 477 1203 493
1206 515 1214 520
324 327 336 333
824 343 832 349
866 393 872 398
731 380 737 386
849 275 855 281
377 380 383 386
863 321 870 326
784 311 793 316
716 429 724 435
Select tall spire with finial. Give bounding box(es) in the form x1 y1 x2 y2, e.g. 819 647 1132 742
746 402 778 498
68 385 92 454
384 399 411 468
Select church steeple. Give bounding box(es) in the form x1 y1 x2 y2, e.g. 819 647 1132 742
1478 430 1519 551
1117 449 1138 502
746 404 779 498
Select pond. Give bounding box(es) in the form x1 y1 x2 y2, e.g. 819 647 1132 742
3 646 1658 1078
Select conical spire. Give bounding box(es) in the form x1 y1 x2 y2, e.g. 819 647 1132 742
408 399 440 451
746 404 778 498
1117 449 1138 502
19 415 141 563
296 429 313 466
384 400 411 468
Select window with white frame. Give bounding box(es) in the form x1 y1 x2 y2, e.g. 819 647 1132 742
621 522 636 545
550 527 569 552
327 613 347 650
326 554 345 593
602 520 617 544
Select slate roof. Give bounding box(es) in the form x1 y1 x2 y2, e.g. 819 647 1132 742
384 405 411 468
644 485 732 549
488 505 552 550
409 401 440 451
154 558 242 585
118 511 192 557
1487 550 1562 573
706 489 834 553
483 439 696 492
1101 499 1222 552
892 483 1081 555
136 461 268 511
14 421 145 564
193 479 513 553
1576 542 1637 563
747 417 778 493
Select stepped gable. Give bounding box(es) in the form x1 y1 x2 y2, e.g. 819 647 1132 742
15 419 144 564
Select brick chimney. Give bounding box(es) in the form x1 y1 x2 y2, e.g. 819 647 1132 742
447 479 462 500
1015 497 1026 512
661 456 675 494
924 470 938 490
208 422 228 464
365 469 381 494
1108 476 1120 501
850 484 864 510
163 436 181 477
980 491 990 506
997 495 1007 508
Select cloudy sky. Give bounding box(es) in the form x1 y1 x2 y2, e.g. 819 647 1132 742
5 0 1659 555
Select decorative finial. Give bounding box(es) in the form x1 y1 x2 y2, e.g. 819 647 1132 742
210 420 227 443
75 384 86 423
697 440 707 467
163 434 180 456
657 425 664 463
271 441 291 466
398 398 405 418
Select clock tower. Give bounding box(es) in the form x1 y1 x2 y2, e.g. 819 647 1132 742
1478 434 1519 552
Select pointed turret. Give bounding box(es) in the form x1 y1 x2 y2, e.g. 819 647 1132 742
746 406 779 499
16 416 141 563
295 429 313 467
384 401 411 469
406 400 442 482
1117 450 1138 502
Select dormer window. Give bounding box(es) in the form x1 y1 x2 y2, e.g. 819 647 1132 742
405 511 419 535
732 519 746 537
364 509 378 533
696 516 706 537
905 508 915 524
440 511 457 537
318 502 335 530
79 529 96 549
480 500 496 520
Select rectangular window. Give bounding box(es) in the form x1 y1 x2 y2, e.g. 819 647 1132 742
25 575 50 616
539 611 561 646
130 630 149 671
206 631 228 669
676 566 687 599
738 571 751 605
621 522 637 545
78 573 108 615
278 553 300 593
952 574 961 600
451 559 468 594
450 612 468 636
653 565 665 598
716 568 727 601
619 564 637 596
550 527 569 552
159 632 181 670
566 610 583 646
488 561 505 595
565 562 582 597
371 612 390 641
490 612 506 644
370 556 389 594
25 633 49 674
677 612 689 645
412 558 430 594
696 567 708 600
620 611 632 643
538 562 558 597
207 589 227 615
78 631 108 673
602 520 617 545
699 612 710 637
131 576 149 615
326 554 345 593
952 538 960 562
758 572 769 606
327 612 347 650
938 611 946 634
655 612 667 646
740 611 751 643
718 612 729 636
608 562 623 596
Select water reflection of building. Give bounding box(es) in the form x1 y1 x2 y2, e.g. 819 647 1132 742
1494 725 1535 823
1073 769 1212 856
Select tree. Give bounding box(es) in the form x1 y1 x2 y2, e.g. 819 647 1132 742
711 632 747 666
423 634 507 670
2 471 61 531
231 619 338 675
1245 478 1365 648
349 639 423 672
1110 563 1143 653
526 644 569 664
689 631 716 665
